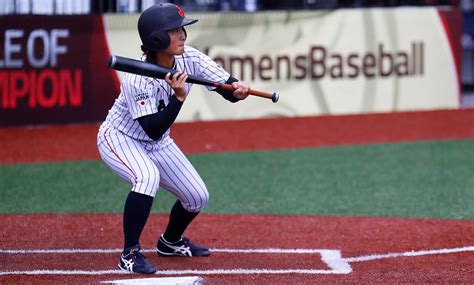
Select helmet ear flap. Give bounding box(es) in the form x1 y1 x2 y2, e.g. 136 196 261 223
151 30 170 50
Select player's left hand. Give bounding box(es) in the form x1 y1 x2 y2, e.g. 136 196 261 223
165 71 188 102
232 81 250 100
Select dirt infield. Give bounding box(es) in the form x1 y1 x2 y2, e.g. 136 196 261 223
0 214 473 283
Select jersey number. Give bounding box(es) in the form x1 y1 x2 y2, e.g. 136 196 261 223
158 99 165 112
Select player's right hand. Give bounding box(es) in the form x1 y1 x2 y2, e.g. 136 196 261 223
165 72 188 102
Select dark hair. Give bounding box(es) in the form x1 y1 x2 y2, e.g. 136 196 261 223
142 48 157 64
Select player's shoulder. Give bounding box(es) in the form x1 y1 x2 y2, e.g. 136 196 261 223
181 45 208 61
123 72 155 87
121 55 156 87
183 45 202 55
122 73 156 94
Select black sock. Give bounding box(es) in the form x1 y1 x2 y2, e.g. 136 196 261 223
123 191 154 250
163 200 199 243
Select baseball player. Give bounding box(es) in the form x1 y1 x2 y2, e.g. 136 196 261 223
97 3 250 274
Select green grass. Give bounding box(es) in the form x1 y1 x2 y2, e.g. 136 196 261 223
0 139 473 219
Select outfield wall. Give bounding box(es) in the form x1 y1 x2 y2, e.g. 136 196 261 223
0 7 461 126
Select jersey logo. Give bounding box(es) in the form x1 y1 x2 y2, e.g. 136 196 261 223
135 93 150 107
176 5 185 17
135 93 149 101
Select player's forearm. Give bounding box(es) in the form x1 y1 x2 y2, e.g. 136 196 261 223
215 76 240 103
137 95 183 140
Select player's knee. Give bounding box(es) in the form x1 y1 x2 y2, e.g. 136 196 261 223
134 171 160 197
199 189 210 209
184 188 209 212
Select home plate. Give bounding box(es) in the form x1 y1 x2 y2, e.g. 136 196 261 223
102 276 203 284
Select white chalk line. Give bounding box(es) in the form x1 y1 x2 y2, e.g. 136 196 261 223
0 248 334 254
0 246 473 276
345 245 474 262
0 248 348 275
102 276 203 284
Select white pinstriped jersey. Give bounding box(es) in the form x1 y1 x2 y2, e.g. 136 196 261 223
103 46 230 142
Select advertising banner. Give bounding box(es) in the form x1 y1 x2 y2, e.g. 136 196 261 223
0 15 120 126
0 7 462 126
105 7 461 121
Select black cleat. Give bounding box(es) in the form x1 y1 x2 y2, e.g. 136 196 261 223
156 235 210 257
118 245 157 274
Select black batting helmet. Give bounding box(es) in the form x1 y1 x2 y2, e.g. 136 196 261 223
138 3 198 51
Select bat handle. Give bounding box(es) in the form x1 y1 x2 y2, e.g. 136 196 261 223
218 83 279 103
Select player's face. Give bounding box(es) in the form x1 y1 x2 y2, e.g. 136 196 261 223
166 27 186 55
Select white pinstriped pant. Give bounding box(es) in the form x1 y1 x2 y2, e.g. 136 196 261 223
97 126 209 212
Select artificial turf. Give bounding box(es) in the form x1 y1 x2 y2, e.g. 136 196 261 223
1 139 472 219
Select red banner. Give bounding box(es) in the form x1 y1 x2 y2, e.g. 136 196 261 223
0 15 120 126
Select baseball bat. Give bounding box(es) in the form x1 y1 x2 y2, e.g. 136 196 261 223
108 55 279 103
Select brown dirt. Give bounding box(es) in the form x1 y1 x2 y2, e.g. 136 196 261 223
0 214 473 283
1 109 473 164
